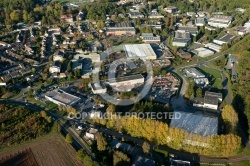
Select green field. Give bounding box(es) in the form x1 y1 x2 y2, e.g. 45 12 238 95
198 67 222 89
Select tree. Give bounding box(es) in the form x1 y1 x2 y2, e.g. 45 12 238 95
96 132 107 151
97 21 104 29
10 10 21 22
65 134 73 144
23 10 29 22
40 111 47 118
142 141 150 154
182 17 187 25
67 61 72 71
196 88 203 97
222 105 239 133
106 104 116 114
113 151 130 166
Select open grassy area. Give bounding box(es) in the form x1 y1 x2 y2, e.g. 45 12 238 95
198 67 222 89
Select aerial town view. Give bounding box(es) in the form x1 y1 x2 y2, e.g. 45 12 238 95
0 0 250 166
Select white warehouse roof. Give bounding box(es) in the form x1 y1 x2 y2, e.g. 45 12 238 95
194 47 214 57
123 44 157 60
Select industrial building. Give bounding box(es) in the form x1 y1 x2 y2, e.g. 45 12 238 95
178 26 198 36
195 17 206 26
208 15 232 28
193 91 222 110
106 22 136 36
183 68 205 78
128 9 144 19
213 34 238 45
107 74 144 88
170 111 218 136
74 52 101 63
172 30 191 47
177 49 192 59
205 43 222 52
140 33 161 43
123 44 157 60
45 90 81 106
194 47 214 57
90 82 107 94
194 78 209 87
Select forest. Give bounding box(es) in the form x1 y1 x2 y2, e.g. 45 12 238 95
0 104 52 148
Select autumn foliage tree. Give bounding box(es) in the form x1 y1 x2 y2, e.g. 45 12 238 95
96 132 107 151
222 105 239 133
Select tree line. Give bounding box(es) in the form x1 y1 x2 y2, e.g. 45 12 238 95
0 104 52 148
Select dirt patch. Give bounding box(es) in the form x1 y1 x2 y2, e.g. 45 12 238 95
0 134 83 166
0 148 38 166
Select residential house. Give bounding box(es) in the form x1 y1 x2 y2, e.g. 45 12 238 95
85 128 98 140
19 68 32 76
49 61 61 73
61 14 73 23
164 6 178 13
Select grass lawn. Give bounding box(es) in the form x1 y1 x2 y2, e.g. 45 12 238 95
154 148 168 157
198 67 222 89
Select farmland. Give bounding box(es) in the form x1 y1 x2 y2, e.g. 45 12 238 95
0 134 83 166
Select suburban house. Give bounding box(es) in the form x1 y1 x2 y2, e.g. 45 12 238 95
164 6 178 13
49 61 61 73
60 14 73 23
85 128 98 140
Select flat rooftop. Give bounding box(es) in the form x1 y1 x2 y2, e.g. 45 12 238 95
214 34 238 43
108 74 144 83
45 90 81 105
170 111 218 136
124 44 157 59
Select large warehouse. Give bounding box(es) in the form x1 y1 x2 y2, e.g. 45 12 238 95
45 90 81 106
107 74 144 88
123 44 157 60
170 111 218 136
